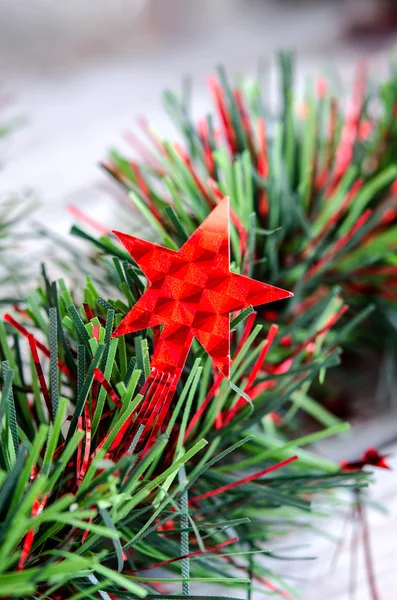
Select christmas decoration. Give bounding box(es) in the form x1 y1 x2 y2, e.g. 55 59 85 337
104 53 397 418
108 196 292 458
1 54 391 600
113 198 292 379
0 240 367 598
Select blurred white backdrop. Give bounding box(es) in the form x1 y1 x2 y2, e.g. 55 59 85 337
2 0 390 227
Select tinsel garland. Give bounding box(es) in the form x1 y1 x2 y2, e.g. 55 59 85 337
0 240 367 599
0 53 392 600
102 52 397 414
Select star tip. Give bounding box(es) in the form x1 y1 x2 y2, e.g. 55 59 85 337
219 365 231 380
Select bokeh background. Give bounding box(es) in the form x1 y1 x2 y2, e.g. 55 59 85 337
1 1 397 598
3 0 397 227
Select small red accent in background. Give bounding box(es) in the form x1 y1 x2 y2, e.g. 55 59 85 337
341 447 391 471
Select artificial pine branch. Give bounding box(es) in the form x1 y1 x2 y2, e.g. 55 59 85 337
0 54 387 599
104 52 397 412
0 259 368 599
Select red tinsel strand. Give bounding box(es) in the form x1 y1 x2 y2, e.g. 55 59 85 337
17 496 48 570
67 206 111 236
93 368 122 409
144 375 178 447
133 372 168 438
279 305 348 365
198 118 216 177
76 416 84 477
78 404 92 485
124 129 164 173
305 209 372 280
233 88 256 157
137 115 167 157
246 324 278 392
92 325 100 342
305 179 364 257
191 455 298 502
28 334 53 418
222 324 279 427
208 76 238 154
332 63 367 187
4 313 76 382
174 142 215 208
291 286 329 317
132 536 239 572
108 372 161 454
83 303 95 322
130 161 163 223
257 117 269 219
185 372 225 441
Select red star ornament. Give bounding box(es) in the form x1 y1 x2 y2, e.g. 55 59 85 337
112 198 292 380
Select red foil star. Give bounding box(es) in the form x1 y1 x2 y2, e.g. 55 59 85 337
112 198 292 380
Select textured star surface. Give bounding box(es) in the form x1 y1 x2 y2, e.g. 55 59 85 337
112 199 292 378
